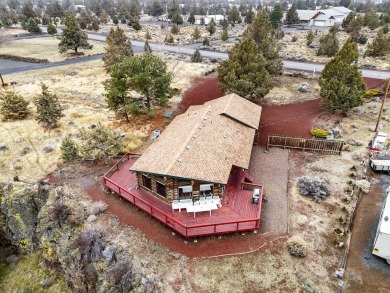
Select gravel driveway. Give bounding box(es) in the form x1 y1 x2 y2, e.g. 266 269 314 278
249 146 289 236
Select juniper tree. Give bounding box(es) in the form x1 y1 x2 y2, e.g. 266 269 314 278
317 31 339 57
47 23 57 34
228 6 241 24
364 29 390 57
171 24 179 34
191 49 203 63
306 30 314 46
103 26 133 72
59 12 92 54
221 28 229 41
203 37 210 46
284 4 300 26
78 124 124 163
244 11 283 75
27 19 41 34
34 84 65 128
104 54 173 121
0 91 30 121
207 19 216 35
145 30 152 40
192 26 201 42
61 137 78 163
218 38 273 99
319 38 365 113
270 4 283 28
144 40 152 53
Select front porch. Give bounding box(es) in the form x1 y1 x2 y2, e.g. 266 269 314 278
103 154 263 238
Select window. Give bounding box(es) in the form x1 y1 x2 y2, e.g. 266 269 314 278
200 184 214 196
142 174 152 190
178 185 193 198
156 181 166 197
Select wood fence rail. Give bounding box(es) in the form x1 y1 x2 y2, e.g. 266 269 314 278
266 134 345 155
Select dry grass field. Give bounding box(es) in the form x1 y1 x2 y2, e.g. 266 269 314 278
0 36 106 62
0 55 215 182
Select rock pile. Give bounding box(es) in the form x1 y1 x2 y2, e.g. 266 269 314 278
298 176 331 202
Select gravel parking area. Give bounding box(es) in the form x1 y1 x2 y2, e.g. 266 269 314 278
249 146 289 236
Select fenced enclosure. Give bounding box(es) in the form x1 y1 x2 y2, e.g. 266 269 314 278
266 134 345 155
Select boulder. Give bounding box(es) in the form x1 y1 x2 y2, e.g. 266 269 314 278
355 179 371 193
298 83 310 93
287 235 307 257
297 215 308 226
0 144 8 151
298 176 331 202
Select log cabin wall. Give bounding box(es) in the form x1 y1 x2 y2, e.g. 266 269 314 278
135 172 224 203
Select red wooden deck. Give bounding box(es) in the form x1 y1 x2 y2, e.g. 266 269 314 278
103 154 263 238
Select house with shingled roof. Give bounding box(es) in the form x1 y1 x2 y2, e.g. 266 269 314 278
129 93 262 203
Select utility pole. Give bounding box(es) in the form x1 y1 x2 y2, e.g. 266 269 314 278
375 79 390 133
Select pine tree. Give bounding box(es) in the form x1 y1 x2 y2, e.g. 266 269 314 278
319 38 365 113
244 11 283 75
207 19 216 35
218 38 273 99
144 40 152 53
191 49 203 63
192 26 201 42
364 29 390 57
270 4 283 28
317 31 339 57
0 91 30 121
103 26 133 72
284 4 300 26
61 137 78 163
306 30 314 46
34 84 65 128
59 12 92 54
47 23 57 34
221 28 229 41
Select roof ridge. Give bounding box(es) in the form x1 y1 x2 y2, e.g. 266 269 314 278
163 105 211 175
222 94 233 114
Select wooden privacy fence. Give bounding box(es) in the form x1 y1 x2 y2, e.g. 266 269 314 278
266 134 345 155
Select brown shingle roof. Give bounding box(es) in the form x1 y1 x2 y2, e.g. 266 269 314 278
130 94 262 184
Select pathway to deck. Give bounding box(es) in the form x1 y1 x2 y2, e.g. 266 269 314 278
104 157 262 238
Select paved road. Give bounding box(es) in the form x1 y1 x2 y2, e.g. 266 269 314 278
2 28 390 79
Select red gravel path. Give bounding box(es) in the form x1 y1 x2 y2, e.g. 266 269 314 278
179 75 324 146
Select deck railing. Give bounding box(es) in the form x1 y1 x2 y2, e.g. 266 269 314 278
103 154 262 238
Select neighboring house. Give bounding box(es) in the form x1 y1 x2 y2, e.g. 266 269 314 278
296 6 351 27
130 93 261 203
204 14 225 25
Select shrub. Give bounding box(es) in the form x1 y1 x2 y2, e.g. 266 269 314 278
310 128 329 138
357 34 368 44
363 88 382 98
287 236 307 257
202 37 210 46
75 229 104 265
49 200 71 228
171 24 179 34
191 49 203 63
166 34 174 43
110 261 134 292
291 35 298 42
60 137 78 163
0 91 30 121
47 23 57 34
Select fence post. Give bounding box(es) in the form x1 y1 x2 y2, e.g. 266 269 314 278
266 135 270 150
